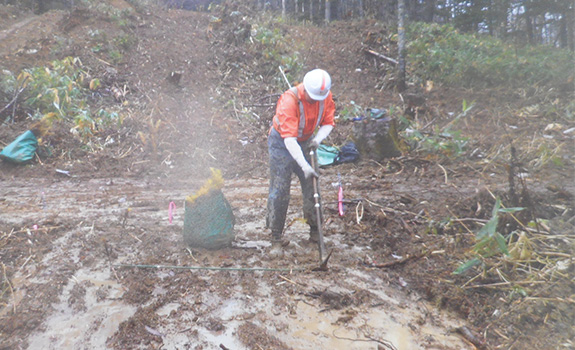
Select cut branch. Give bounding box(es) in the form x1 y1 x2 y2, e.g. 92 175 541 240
364 48 398 66
1 76 28 125
0 86 25 124
368 251 428 268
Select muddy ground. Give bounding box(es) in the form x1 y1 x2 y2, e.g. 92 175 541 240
1 1 574 349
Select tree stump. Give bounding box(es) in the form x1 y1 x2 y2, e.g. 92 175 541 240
352 110 404 161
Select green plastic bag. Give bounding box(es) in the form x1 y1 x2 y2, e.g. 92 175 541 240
0 130 38 163
317 144 339 167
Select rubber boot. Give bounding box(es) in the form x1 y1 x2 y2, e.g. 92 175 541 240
269 232 286 259
269 240 284 259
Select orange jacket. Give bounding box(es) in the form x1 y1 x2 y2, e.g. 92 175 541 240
272 84 335 142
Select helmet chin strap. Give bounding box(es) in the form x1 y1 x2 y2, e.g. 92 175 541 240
304 90 317 103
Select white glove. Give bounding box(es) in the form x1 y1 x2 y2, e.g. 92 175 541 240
308 138 320 150
310 125 333 149
302 163 319 179
285 137 319 179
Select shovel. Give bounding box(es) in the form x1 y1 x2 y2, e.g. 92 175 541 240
309 149 332 271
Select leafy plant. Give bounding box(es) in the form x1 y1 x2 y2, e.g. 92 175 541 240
138 118 162 158
108 49 124 64
338 101 364 121
19 57 87 117
251 22 304 90
425 216 454 235
454 198 524 275
78 0 135 25
16 57 119 138
114 34 136 51
400 100 473 159
87 28 134 64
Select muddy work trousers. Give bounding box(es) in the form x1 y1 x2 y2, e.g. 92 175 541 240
266 128 320 240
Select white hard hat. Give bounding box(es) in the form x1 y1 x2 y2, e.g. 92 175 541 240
303 69 331 101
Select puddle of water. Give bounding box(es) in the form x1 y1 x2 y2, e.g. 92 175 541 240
157 302 181 317
196 324 245 350
233 240 270 249
26 268 137 350
161 279 468 350
156 292 252 350
286 300 464 350
289 301 402 350
1 231 83 319
3 177 471 350
218 299 243 319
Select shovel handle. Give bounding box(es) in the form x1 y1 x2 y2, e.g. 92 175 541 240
309 150 327 263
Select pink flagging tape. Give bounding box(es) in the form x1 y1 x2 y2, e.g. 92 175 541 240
338 186 345 216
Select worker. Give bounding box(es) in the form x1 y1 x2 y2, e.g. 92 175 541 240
266 69 336 257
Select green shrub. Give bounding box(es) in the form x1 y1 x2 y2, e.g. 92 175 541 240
454 198 524 275
400 100 473 159
251 22 303 90
407 22 575 89
17 57 119 138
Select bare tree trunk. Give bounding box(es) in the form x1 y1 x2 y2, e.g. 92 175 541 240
533 15 541 44
379 0 398 24
557 12 573 50
526 12 534 44
397 0 407 92
310 0 314 21
406 0 417 21
487 0 493 35
282 0 287 18
325 0 331 23
423 0 435 22
568 12 575 51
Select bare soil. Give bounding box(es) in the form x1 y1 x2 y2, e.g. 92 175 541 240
1 1 573 350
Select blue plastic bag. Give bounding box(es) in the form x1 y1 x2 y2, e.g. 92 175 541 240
0 130 38 163
334 142 360 164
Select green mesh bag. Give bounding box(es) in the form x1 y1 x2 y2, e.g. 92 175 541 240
183 169 235 249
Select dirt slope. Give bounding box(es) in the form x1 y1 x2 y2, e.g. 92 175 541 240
1 1 573 350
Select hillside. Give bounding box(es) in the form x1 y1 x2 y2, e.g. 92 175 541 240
0 1 573 349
